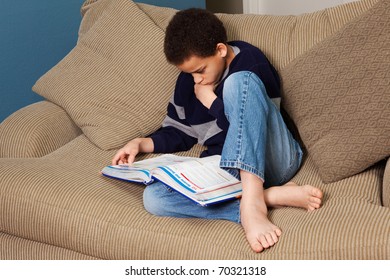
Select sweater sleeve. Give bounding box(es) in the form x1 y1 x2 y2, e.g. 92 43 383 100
208 97 229 131
150 125 197 153
149 84 198 153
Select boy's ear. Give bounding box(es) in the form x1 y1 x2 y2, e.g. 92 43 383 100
216 43 228 58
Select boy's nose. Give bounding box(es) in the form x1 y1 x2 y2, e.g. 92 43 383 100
193 74 203 84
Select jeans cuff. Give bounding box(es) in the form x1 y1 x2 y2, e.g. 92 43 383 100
220 160 265 183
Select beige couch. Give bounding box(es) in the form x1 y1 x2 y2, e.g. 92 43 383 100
1 0 389 260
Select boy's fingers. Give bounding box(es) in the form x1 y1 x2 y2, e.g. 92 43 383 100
127 153 136 165
112 151 125 165
111 155 119 165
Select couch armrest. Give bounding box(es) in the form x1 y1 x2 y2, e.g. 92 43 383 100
0 101 82 158
383 158 390 208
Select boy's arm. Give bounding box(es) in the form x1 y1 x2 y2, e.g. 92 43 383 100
195 84 229 131
112 137 154 165
149 93 198 154
150 125 197 153
208 97 229 131
194 84 217 109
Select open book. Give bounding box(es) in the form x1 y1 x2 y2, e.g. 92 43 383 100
101 154 242 206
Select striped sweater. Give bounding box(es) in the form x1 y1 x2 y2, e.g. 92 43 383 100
150 41 280 157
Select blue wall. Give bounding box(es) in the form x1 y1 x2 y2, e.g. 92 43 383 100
0 0 205 123
138 0 205 9
0 0 84 123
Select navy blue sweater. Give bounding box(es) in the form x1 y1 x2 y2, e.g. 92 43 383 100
150 41 280 157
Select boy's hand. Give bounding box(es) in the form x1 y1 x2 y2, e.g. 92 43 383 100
194 84 217 109
111 138 154 165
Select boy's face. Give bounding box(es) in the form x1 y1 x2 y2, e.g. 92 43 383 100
177 43 229 86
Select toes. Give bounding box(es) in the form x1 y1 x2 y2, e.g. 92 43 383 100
253 243 264 253
249 230 280 252
248 237 264 253
265 233 275 247
261 229 281 248
309 197 322 207
307 201 321 211
311 187 323 199
303 185 323 198
259 235 270 249
310 196 322 203
270 231 279 244
255 244 264 253
305 186 323 211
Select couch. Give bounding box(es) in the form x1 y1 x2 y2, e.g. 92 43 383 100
0 0 389 260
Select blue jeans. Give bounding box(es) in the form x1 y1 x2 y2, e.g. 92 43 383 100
143 71 302 223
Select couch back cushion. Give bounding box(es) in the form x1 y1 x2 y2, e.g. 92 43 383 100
281 0 390 183
216 0 378 71
33 0 378 151
33 0 179 150
383 159 390 207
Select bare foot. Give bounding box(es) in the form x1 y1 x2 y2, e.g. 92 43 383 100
265 181 323 211
240 170 282 253
240 197 282 253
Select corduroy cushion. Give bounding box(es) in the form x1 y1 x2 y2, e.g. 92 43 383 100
0 101 81 158
0 233 98 260
215 0 378 71
383 158 390 207
33 0 179 150
281 0 390 183
0 135 388 259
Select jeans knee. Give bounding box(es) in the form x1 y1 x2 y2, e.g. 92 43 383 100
223 71 250 104
223 71 268 111
143 184 166 216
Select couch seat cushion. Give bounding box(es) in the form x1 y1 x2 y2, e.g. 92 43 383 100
0 136 388 259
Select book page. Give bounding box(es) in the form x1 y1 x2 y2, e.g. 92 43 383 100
102 155 196 185
101 165 152 184
153 155 240 193
132 154 194 169
102 154 242 205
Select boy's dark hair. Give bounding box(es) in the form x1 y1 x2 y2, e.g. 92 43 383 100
164 8 228 65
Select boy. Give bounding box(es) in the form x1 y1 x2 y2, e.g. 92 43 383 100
112 8 323 253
